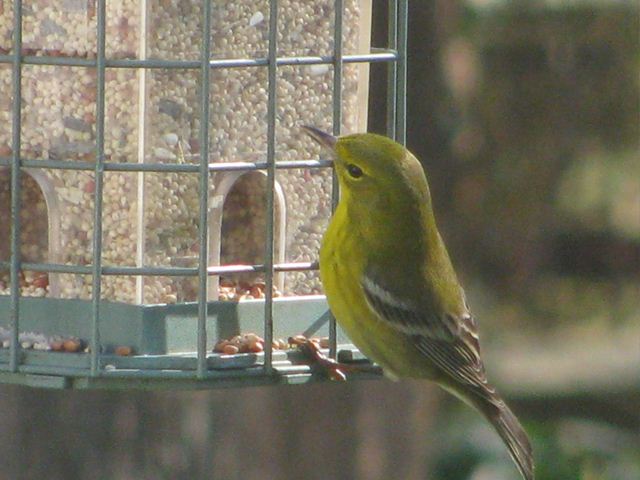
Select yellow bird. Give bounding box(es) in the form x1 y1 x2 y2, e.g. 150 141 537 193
303 126 534 480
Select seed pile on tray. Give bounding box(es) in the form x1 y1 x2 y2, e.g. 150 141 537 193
213 332 329 355
0 326 134 355
217 277 282 301
0 328 83 352
0 0 369 304
0 271 49 298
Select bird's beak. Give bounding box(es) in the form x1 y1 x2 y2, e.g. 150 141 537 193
302 125 337 151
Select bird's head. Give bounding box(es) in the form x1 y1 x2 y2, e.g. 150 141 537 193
302 126 431 211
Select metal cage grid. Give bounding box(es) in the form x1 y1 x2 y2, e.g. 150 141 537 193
0 0 407 387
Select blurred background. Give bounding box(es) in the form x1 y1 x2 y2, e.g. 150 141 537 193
1 0 638 479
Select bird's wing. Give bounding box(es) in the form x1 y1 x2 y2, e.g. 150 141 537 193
361 274 460 339
361 273 494 397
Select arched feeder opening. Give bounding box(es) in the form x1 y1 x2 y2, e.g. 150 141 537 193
0 168 59 297
208 171 286 301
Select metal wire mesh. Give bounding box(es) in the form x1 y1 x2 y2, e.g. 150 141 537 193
0 0 407 385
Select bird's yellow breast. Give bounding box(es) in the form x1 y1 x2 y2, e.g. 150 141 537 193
319 207 436 379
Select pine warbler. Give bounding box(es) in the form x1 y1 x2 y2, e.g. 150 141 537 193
303 126 534 480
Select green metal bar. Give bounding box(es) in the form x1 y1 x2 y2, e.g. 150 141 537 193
1 159 94 170
396 0 408 145
0 158 334 172
331 0 343 140
387 0 398 140
208 159 332 171
328 0 345 359
3 262 198 276
0 372 71 389
197 0 213 378
209 262 319 275
0 366 380 390
90 0 107 376
0 51 399 69
8 0 23 373
263 0 279 374
209 262 320 275
13 262 93 275
0 261 319 277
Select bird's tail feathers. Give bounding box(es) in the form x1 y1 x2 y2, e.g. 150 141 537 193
472 388 534 480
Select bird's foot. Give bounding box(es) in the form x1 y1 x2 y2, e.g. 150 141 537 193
289 336 355 381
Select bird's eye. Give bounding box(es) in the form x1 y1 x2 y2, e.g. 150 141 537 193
346 163 363 179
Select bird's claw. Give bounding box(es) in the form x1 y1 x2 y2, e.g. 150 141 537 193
288 336 351 381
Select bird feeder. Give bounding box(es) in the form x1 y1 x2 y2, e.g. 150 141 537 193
0 0 407 389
